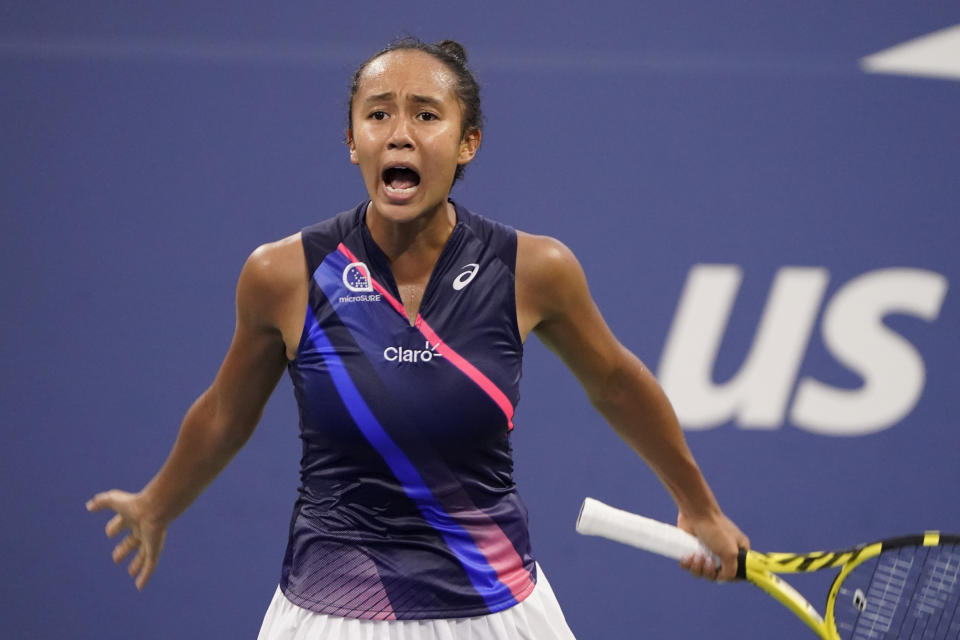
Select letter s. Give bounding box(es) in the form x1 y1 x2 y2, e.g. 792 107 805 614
791 268 948 435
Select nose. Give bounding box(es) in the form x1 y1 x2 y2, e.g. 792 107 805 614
387 117 414 150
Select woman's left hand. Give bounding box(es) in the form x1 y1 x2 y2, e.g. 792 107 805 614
677 511 749 582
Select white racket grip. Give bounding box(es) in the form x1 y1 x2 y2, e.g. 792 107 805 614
576 497 719 565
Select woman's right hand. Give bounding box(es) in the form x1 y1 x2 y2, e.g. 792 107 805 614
87 490 167 590
84 241 299 592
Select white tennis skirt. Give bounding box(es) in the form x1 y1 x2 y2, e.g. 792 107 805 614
257 563 576 639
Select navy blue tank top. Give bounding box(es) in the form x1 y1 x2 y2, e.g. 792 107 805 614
280 201 537 620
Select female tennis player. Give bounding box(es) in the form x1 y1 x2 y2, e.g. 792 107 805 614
87 38 749 639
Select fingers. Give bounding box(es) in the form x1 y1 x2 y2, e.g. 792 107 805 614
135 550 158 591
128 548 145 577
112 530 159 590
715 528 750 582
738 533 751 551
119 537 157 590
716 551 738 582
88 490 134 538
113 534 139 564
86 490 121 513
106 513 128 538
85 493 107 513
680 552 722 580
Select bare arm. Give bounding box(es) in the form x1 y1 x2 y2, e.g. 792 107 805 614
87 237 305 589
516 232 748 580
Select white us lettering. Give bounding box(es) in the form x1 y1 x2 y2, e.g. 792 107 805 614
657 265 948 436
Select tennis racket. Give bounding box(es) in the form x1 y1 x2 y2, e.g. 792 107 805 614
576 497 960 639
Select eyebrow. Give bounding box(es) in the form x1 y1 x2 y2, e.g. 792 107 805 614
362 92 443 107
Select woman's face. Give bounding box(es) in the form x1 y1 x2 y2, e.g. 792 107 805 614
348 49 480 223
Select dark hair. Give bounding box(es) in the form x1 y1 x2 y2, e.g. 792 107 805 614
348 38 483 184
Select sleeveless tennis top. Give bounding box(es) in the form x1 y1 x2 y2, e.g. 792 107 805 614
280 201 537 620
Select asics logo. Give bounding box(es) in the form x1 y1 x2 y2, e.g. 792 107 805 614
453 263 480 291
383 341 443 364
343 261 373 292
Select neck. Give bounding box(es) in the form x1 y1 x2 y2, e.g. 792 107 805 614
365 200 457 262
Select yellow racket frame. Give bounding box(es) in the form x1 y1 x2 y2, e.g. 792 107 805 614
741 532 944 640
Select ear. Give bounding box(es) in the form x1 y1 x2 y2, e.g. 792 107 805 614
457 128 482 165
347 128 359 165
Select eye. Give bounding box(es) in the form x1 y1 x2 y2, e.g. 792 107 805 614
417 111 438 121
368 110 388 121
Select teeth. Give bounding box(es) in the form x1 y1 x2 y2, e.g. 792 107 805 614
385 184 417 193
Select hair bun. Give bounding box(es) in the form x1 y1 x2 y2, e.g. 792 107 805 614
435 39 467 64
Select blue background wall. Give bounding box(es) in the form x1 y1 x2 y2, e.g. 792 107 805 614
3 3 958 638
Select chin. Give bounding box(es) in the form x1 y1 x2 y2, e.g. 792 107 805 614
372 190 446 222
373 202 423 223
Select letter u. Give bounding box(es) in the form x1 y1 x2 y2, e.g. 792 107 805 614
657 265 829 429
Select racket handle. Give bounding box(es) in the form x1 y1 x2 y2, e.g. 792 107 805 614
576 497 720 565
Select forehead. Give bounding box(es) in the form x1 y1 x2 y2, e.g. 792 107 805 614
355 49 458 101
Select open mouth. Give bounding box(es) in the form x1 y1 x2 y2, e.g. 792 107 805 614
382 166 421 193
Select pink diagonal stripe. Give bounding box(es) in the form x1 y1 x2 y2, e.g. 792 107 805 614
415 317 515 431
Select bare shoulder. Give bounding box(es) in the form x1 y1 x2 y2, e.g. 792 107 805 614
516 230 576 265
241 232 304 289
516 231 590 338
517 231 587 300
237 232 306 325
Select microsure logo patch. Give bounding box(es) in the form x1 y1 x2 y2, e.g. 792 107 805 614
338 293 382 303
339 261 381 302
342 261 373 292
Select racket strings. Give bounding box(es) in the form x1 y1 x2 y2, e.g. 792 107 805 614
837 543 960 639
906 544 960 639
915 546 960 639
